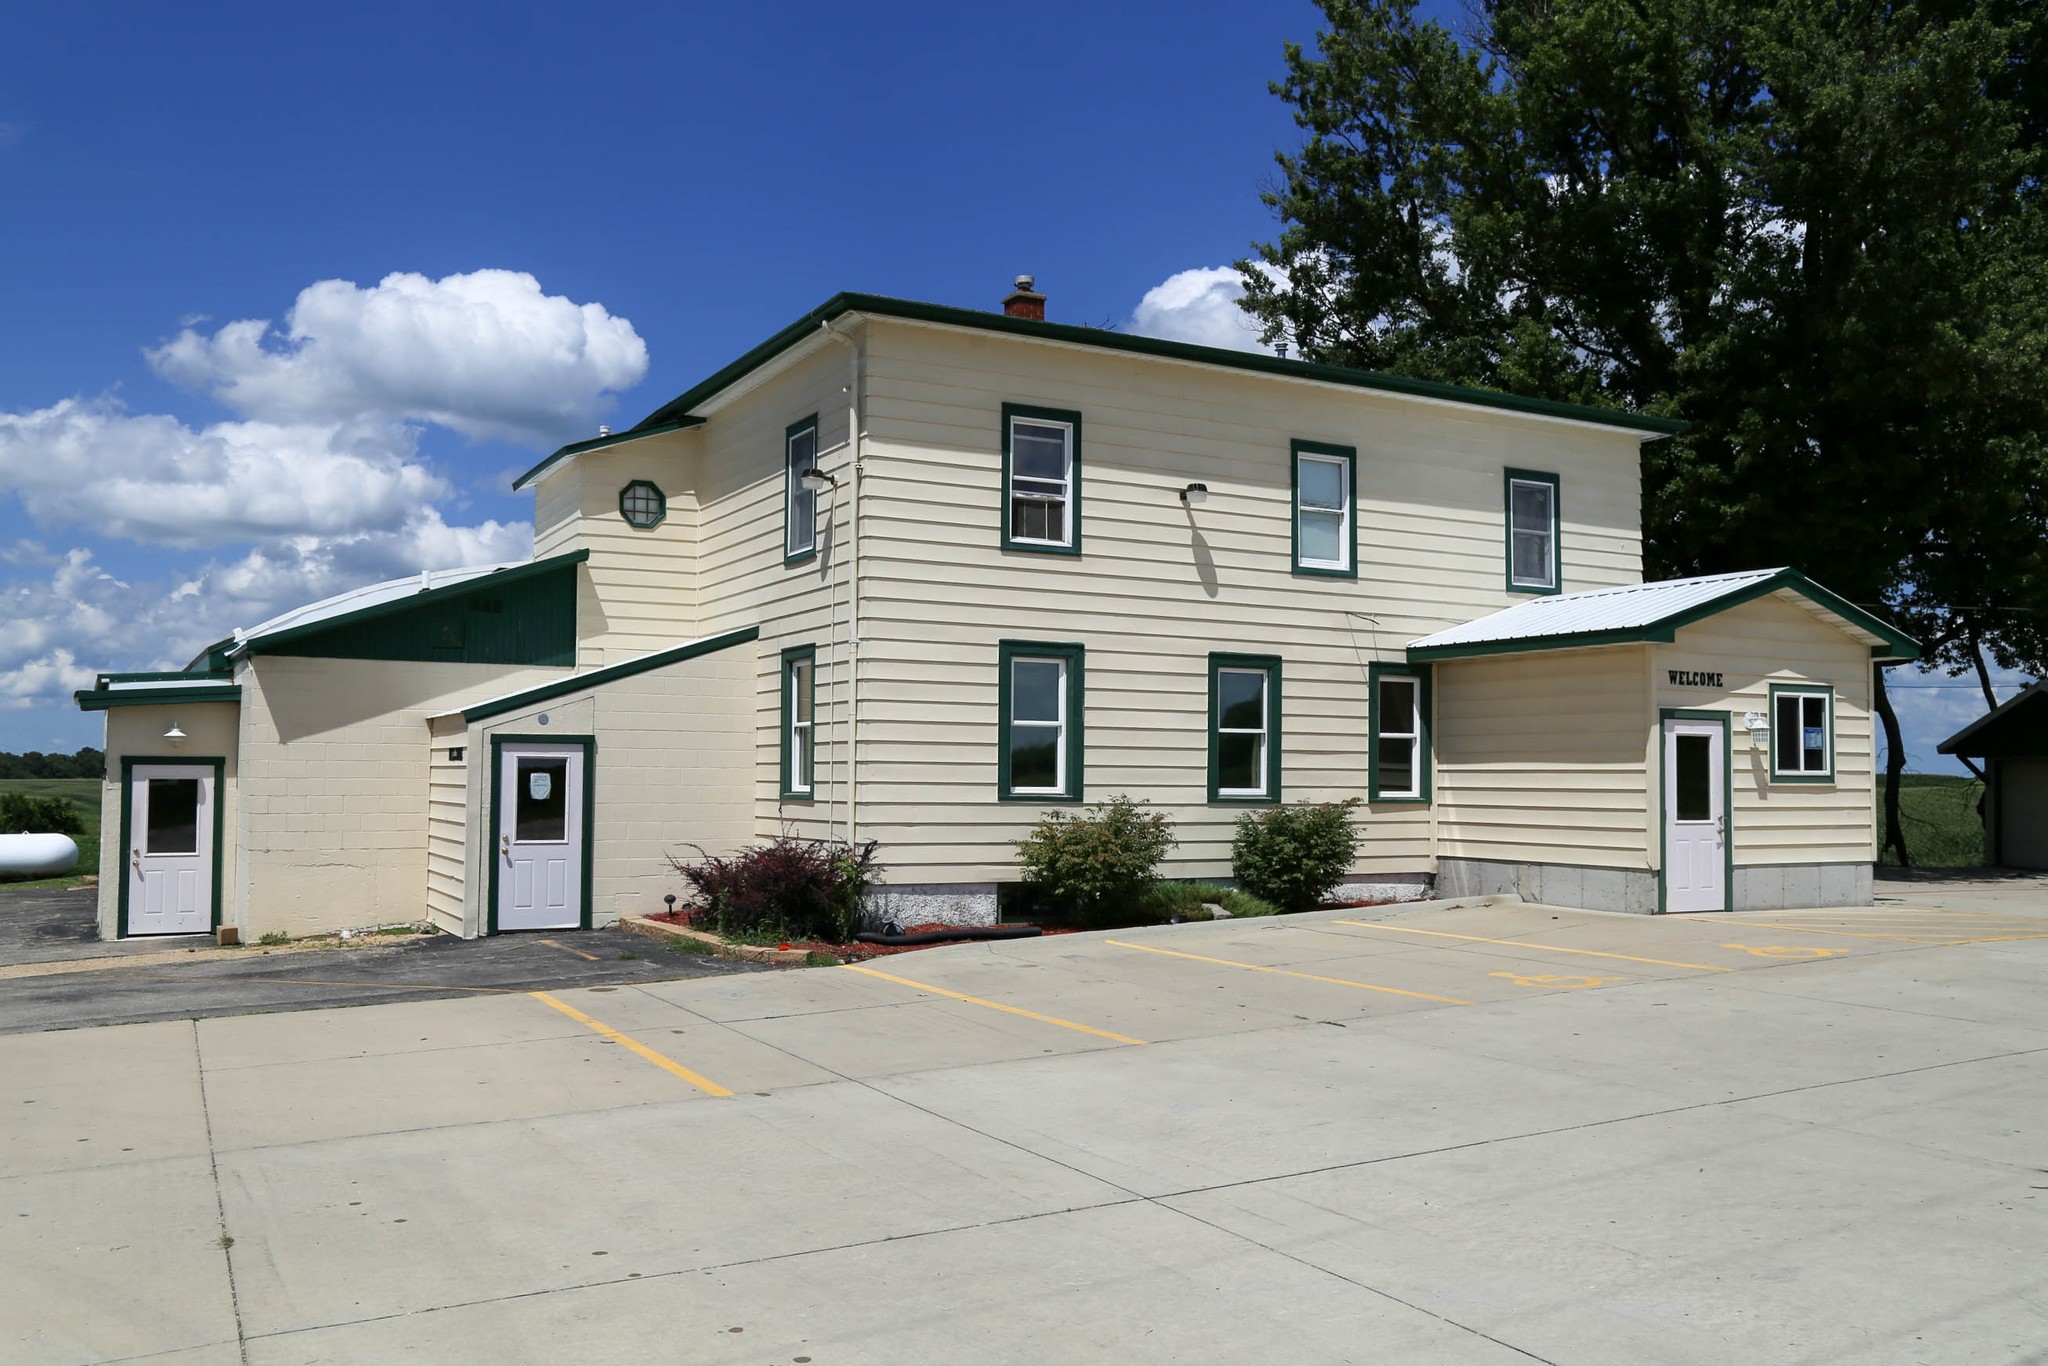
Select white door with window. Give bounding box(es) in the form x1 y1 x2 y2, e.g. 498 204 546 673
496 743 585 931
1663 719 1727 912
127 764 214 936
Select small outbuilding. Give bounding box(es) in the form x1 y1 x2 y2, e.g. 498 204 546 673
1938 683 2048 868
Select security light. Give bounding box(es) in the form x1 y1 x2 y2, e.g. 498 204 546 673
800 467 837 494
1180 482 1209 505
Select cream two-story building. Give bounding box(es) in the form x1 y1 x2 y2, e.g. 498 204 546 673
78 283 1915 940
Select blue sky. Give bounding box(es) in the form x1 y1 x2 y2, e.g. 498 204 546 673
0 0 2013 770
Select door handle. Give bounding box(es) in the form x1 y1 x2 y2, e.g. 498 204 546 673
131 847 141 869
501 834 511 862
1715 816 1726 842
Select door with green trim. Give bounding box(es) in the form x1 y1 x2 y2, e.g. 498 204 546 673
127 764 214 935
496 743 584 931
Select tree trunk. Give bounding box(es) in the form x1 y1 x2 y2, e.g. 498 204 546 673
1873 665 1910 867
1968 631 1999 712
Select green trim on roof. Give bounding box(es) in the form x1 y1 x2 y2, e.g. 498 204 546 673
1406 568 1919 665
525 292 1683 495
76 684 242 712
514 418 703 491
461 625 761 723
236 550 589 657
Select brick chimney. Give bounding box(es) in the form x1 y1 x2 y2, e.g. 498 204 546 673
1002 274 1046 320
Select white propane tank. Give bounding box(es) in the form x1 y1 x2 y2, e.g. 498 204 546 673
0 832 80 877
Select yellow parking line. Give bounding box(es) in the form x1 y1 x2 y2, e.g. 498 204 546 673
842 964 1147 1046
538 938 600 961
1334 920 1733 973
1104 939 1475 1005
530 991 732 1097
1734 923 2048 945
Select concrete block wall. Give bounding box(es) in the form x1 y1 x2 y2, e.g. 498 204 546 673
238 656 570 938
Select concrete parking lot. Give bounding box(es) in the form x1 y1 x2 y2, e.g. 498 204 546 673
6 877 2047 1365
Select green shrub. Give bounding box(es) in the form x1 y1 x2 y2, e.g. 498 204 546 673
1230 798 1362 912
1216 887 1280 918
1016 795 1176 925
670 836 880 942
0 792 84 838
1134 881 1216 923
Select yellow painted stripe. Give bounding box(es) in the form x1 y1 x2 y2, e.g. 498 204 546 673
841 964 1146 1046
1334 920 1734 973
538 938 600 961
530 991 732 1097
1733 923 2048 945
1104 939 1475 1004
125 975 513 992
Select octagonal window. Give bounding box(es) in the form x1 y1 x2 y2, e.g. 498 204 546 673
619 480 666 529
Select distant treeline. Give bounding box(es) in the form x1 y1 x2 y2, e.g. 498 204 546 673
0 748 104 779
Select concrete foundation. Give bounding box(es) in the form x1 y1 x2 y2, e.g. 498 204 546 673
1437 858 1658 915
1732 861 1873 911
864 883 999 928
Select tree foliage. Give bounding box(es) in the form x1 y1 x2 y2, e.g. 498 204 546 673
0 748 104 780
1243 1 2047 860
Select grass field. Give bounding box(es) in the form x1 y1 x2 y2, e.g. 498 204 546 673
0 777 101 888
1877 773 1985 868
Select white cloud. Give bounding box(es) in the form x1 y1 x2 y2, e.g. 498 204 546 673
0 397 446 549
1129 266 1276 354
0 515 533 718
146 269 649 446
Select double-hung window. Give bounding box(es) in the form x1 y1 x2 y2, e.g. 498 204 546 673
1002 404 1082 553
1292 440 1356 577
998 641 1084 799
780 645 815 798
785 416 819 563
1504 469 1560 593
1368 662 1431 801
1209 654 1282 802
1770 684 1833 782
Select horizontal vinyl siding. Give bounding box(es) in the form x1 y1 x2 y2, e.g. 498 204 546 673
683 346 852 847
1655 592 1877 866
834 319 1646 885
1435 647 1652 868
425 721 467 934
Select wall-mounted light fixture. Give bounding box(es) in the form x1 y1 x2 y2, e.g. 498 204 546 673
163 721 187 747
800 467 839 494
1744 711 1771 746
1180 482 1209 506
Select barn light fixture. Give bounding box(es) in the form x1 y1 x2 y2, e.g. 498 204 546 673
163 721 187 746
1180 482 1209 506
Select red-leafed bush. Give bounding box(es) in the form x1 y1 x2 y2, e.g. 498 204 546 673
669 836 880 942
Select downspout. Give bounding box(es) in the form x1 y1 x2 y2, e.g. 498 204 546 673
820 317 863 846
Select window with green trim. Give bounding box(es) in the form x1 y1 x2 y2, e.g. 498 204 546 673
618 479 665 529
780 646 814 797
1293 441 1356 577
1209 653 1282 802
1771 684 1833 781
785 416 819 563
998 641 1083 799
1505 468 1560 593
1368 662 1431 801
1002 404 1082 553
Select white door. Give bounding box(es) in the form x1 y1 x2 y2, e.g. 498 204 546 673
128 764 214 936
1663 719 1727 913
496 743 584 931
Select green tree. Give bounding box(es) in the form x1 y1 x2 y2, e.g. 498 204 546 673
1241 0 2048 862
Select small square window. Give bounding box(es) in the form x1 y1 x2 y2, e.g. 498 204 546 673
619 480 666 530
1771 686 1833 781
